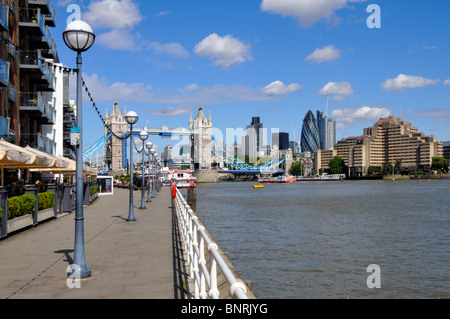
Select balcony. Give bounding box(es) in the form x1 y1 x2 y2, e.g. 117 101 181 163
0 2 8 32
8 84 17 102
20 91 46 114
37 62 55 91
28 0 51 15
20 132 55 154
20 91 55 124
19 7 44 36
6 37 16 58
19 50 44 74
28 0 55 27
41 28 57 60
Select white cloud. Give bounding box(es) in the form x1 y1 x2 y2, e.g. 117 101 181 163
262 80 302 95
84 0 143 29
79 73 278 107
331 106 391 129
319 81 354 100
381 74 440 92
305 45 342 64
96 29 137 50
260 0 366 28
416 108 450 123
443 79 450 86
194 33 252 69
147 105 193 117
146 41 190 58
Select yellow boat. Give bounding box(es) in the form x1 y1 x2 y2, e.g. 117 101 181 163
253 184 264 188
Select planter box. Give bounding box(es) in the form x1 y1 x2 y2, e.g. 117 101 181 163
7 208 55 234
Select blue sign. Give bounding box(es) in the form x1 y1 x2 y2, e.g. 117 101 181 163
0 3 8 32
122 132 128 168
0 116 8 136
0 58 9 87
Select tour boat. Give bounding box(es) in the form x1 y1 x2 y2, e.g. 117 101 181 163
258 176 296 183
167 169 196 188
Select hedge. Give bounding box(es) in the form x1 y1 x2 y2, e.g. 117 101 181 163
7 192 55 220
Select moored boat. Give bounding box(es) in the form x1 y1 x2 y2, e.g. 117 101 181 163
258 175 296 183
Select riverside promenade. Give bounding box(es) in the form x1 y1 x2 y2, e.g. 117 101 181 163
0 187 190 299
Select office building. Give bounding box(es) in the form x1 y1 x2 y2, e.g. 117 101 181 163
243 116 264 158
316 110 336 150
272 132 289 151
316 116 444 176
300 110 320 153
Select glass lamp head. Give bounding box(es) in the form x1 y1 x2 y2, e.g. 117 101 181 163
63 20 95 52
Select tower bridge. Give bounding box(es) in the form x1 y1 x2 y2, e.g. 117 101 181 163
100 101 289 181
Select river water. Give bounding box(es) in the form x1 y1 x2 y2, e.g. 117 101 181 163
193 179 450 298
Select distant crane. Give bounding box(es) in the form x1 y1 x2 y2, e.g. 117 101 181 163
291 125 300 152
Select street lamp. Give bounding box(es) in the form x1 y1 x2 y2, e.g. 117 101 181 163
139 131 148 209
145 142 153 202
63 20 95 279
152 152 157 198
125 111 138 222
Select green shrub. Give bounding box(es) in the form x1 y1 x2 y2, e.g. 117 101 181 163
22 194 35 215
90 185 99 196
38 192 55 211
8 196 24 219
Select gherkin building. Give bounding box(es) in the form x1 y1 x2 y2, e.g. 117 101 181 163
301 110 320 153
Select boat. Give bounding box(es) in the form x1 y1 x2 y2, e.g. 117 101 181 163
163 169 197 188
258 175 297 183
253 184 264 188
296 173 346 181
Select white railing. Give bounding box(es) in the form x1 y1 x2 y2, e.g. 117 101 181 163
173 187 249 299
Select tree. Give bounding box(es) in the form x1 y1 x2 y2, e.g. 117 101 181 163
382 162 392 175
328 156 344 174
289 161 304 176
394 159 402 175
432 156 448 172
368 165 377 175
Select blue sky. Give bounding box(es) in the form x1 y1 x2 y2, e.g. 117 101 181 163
53 0 450 153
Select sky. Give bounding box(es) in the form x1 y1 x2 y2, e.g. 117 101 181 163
53 0 450 155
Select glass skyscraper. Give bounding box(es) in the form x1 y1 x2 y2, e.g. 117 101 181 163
301 110 320 153
317 110 336 150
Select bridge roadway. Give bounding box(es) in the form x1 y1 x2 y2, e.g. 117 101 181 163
0 187 190 299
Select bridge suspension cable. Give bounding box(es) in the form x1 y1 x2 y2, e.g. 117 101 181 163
211 136 285 171
83 133 112 162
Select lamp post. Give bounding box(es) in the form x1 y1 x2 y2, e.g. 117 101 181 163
150 149 156 198
152 152 158 198
145 142 153 202
139 131 148 209
63 20 95 279
125 111 138 221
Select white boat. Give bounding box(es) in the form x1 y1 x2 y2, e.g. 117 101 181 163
258 175 296 183
296 173 346 181
165 169 197 188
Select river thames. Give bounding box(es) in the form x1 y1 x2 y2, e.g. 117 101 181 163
194 179 449 298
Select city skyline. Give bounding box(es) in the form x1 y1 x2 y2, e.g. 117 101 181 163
52 1 450 151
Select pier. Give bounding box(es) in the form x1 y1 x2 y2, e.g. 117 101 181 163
0 186 254 299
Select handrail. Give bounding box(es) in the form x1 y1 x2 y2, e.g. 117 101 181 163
173 186 249 299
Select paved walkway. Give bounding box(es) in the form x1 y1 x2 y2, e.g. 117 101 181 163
0 187 191 299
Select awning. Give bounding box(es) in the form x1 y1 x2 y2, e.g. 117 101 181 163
30 156 97 175
24 146 69 169
0 140 50 168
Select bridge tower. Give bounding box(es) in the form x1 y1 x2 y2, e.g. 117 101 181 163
104 100 127 175
189 106 212 170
